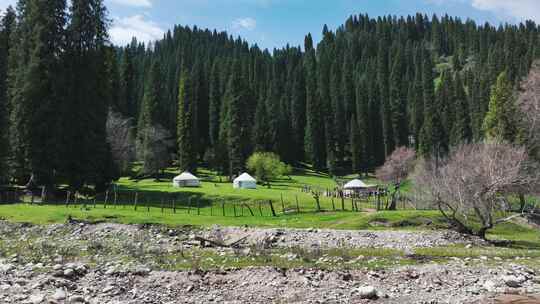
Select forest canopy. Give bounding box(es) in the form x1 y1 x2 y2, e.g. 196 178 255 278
1 1 539 193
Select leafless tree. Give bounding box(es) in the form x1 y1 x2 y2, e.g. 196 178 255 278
376 147 416 210
106 111 136 174
136 123 174 179
413 142 540 239
517 60 540 162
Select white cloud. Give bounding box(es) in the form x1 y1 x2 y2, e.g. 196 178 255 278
428 0 540 22
470 0 540 22
109 15 164 46
109 0 152 8
231 17 257 31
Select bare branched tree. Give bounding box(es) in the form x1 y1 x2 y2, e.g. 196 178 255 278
136 123 174 179
517 60 540 162
106 111 136 174
375 147 416 210
413 142 540 239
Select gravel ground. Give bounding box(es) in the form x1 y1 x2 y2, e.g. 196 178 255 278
199 226 486 251
0 221 538 304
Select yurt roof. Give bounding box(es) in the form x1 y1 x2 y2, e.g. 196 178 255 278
234 173 256 182
343 179 370 189
174 172 199 181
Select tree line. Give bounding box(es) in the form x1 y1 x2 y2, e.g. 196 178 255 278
119 13 539 179
1 3 539 193
0 0 115 194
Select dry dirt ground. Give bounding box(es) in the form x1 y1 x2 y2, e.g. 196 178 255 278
0 221 539 304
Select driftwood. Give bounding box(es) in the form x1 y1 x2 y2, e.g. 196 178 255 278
194 236 248 248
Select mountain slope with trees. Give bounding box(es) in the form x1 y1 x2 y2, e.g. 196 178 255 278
1 2 539 191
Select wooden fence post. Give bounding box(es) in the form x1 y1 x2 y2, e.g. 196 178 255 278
197 199 200 216
134 192 138 211
281 193 285 214
331 197 336 211
104 190 109 209
188 197 192 214
65 191 71 208
74 192 79 208
172 198 176 214
268 200 276 217
113 187 118 208
161 198 164 214
295 195 300 214
222 201 225 216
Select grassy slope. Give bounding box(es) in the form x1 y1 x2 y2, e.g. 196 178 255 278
1 167 538 249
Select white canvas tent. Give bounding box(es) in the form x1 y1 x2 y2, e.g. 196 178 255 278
343 179 376 195
173 172 201 187
233 173 257 189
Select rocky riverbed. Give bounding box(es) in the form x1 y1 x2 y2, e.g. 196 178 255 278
0 220 538 303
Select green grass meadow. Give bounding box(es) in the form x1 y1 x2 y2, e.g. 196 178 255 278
1 167 539 251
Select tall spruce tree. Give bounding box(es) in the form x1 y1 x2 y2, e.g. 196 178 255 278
224 60 249 176
378 40 394 156
303 35 326 171
482 71 520 142
419 48 445 157
177 70 197 172
138 60 163 175
9 0 67 189
450 73 472 146
65 0 113 190
0 7 15 184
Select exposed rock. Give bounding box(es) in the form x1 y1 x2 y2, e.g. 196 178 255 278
357 286 378 299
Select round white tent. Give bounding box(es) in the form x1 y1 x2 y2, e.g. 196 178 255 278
173 172 201 187
343 179 375 195
233 173 257 189
344 179 369 189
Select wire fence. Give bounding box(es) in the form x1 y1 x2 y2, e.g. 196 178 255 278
0 184 438 218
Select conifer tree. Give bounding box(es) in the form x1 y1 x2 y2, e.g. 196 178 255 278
10 0 67 189
65 0 113 190
482 71 520 142
119 49 135 117
208 61 221 148
0 7 15 184
450 73 472 146
350 115 362 174
419 49 445 157
252 95 270 152
224 60 248 176
303 38 326 171
177 70 197 172
389 44 408 147
138 60 163 175
378 40 394 156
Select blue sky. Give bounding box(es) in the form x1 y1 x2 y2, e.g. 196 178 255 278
1 0 540 49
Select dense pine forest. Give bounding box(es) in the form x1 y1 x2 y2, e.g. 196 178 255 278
0 0 539 193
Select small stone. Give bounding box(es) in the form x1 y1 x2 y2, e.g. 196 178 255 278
52 289 66 301
70 295 86 303
63 268 75 277
503 275 526 288
28 294 45 304
186 285 194 292
52 264 63 271
357 286 378 299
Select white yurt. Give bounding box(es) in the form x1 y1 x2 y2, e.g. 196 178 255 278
173 172 201 187
343 179 374 195
233 173 257 189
